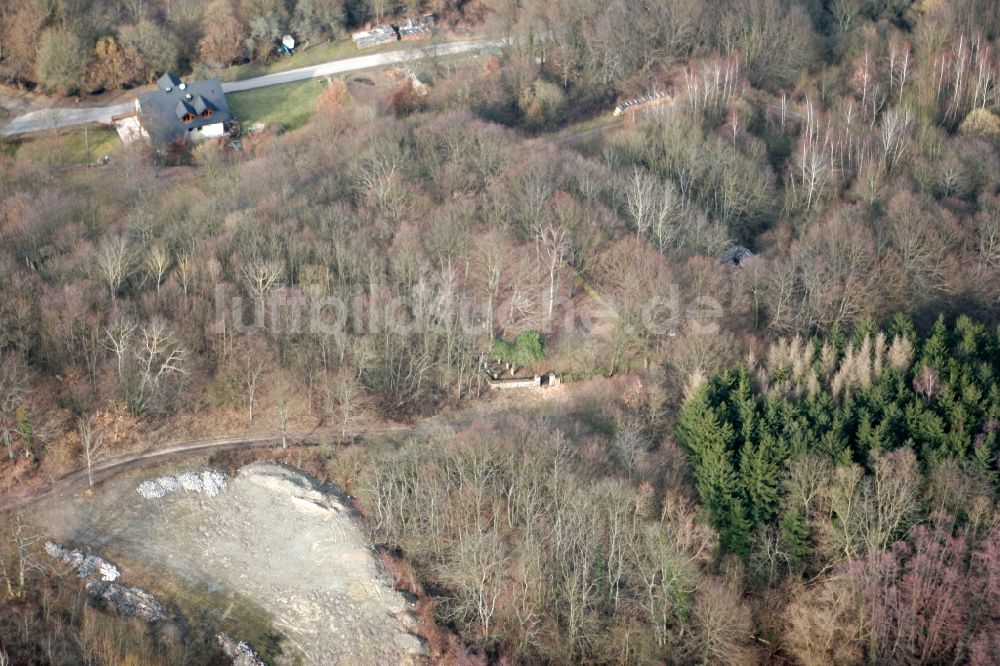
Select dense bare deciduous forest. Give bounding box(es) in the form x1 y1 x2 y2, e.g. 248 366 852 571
3 0 1000 663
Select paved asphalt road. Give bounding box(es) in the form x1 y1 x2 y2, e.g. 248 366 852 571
1 37 504 137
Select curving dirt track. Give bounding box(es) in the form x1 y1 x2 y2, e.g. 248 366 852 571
0 381 577 516
0 426 413 515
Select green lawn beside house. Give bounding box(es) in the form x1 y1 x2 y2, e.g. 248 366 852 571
9 125 119 166
227 79 330 130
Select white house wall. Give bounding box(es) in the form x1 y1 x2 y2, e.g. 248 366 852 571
195 122 225 139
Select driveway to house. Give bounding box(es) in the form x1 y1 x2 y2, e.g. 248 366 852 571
2 102 136 136
222 37 505 92
1 37 506 137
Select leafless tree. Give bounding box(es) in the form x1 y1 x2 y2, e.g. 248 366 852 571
652 181 684 253
231 339 268 425
143 243 170 296
0 537 10 599
830 0 863 35
886 196 951 300
612 419 647 479
784 454 832 518
96 234 133 299
0 514 41 598
474 232 505 338
683 55 743 118
0 355 30 460
240 256 284 301
622 166 657 242
783 576 864 665
854 141 885 205
825 464 866 558
888 40 911 101
370 0 391 23
271 376 295 448
630 494 714 651
358 151 408 226
856 49 887 127
555 494 602 657
866 449 923 552
929 32 1000 127
103 311 136 380
599 479 638 612
175 248 194 300
440 530 508 640
750 525 792 584
78 311 103 391
537 222 569 324
500 251 541 331
719 0 814 88
975 204 1000 285
691 577 753 665
825 448 922 558
878 106 914 172
519 169 553 236
777 214 880 333
326 370 368 439
78 415 104 487
129 320 186 414
789 99 832 213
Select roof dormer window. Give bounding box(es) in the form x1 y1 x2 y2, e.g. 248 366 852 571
175 99 196 123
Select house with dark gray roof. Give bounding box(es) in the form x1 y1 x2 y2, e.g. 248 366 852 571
133 73 232 144
721 245 754 267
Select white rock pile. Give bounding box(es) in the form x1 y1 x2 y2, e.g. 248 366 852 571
86 580 167 622
45 542 120 581
138 469 227 499
46 544 168 624
217 634 267 666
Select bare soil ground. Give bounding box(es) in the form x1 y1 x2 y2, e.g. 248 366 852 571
29 462 428 665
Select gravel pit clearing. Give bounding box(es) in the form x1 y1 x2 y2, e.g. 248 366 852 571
30 462 427 665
